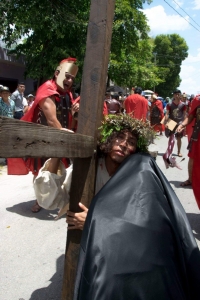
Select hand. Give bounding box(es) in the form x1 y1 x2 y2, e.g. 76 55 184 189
71 103 79 120
71 102 79 113
176 124 184 133
66 202 88 230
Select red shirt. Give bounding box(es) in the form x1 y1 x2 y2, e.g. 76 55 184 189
124 94 148 121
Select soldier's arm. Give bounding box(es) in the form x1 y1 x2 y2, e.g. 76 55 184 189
177 114 194 132
183 106 187 120
46 158 61 174
163 109 169 124
39 96 62 128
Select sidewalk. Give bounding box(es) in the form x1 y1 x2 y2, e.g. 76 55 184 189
0 134 199 300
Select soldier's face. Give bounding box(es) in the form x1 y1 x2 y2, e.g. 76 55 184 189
63 73 74 91
108 132 137 164
55 71 74 92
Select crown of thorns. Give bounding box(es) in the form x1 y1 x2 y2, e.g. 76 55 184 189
98 114 154 152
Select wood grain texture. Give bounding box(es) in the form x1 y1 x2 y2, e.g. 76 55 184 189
0 117 94 158
62 0 116 299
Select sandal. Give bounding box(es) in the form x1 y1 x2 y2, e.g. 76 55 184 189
31 201 41 213
180 180 192 187
177 153 183 157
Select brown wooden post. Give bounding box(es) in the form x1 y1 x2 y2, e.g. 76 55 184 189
61 0 116 299
0 0 116 298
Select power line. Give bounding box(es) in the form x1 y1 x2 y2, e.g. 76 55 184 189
163 0 200 33
172 0 200 29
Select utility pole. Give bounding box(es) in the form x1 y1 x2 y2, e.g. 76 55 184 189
153 52 157 92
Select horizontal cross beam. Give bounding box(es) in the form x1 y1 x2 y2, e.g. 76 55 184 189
0 117 94 158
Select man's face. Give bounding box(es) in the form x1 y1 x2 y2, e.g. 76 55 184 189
28 96 34 102
105 93 111 100
108 131 137 164
1 91 10 101
55 71 74 92
18 85 25 94
174 93 181 100
63 73 74 91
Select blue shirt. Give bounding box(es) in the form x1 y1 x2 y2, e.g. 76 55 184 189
10 90 27 112
0 98 15 118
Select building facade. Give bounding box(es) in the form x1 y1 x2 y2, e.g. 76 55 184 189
0 46 35 94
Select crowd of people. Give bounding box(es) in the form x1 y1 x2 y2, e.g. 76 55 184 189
1 59 200 299
0 82 35 119
0 63 199 220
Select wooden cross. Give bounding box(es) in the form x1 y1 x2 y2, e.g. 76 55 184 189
0 1 116 299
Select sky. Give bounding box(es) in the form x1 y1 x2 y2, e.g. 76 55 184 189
142 0 200 95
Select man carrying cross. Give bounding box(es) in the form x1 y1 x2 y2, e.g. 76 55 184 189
34 114 200 300
34 114 151 222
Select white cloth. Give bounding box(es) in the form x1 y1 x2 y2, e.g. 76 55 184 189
22 97 28 107
34 159 73 210
34 157 110 213
95 157 111 194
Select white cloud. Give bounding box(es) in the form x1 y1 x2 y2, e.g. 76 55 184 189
186 48 200 62
172 0 184 9
179 52 200 94
143 4 200 94
143 5 190 35
192 0 200 10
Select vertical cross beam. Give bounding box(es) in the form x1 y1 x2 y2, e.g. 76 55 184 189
61 0 116 299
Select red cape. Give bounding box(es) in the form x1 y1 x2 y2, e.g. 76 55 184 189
186 97 200 141
150 100 164 132
124 94 148 121
153 100 164 118
8 80 61 175
189 95 200 209
22 80 59 122
192 138 200 209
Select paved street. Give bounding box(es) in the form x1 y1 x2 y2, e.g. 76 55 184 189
0 134 199 300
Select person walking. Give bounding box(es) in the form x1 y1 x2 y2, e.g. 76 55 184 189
165 89 186 157
150 94 164 135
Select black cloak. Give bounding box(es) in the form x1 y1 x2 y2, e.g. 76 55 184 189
73 153 200 300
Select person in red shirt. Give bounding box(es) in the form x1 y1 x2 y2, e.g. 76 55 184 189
177 95 200 208
150 94 164 135
124 87 148 121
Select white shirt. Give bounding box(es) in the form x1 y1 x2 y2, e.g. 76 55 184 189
34 157 110 218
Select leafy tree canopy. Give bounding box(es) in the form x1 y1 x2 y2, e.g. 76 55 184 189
153 34 189 97
0 0 153 87
1 0 187 97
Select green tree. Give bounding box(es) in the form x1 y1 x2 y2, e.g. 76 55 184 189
108 0 154 88
0 0 89 83
0 0 152 87
152 34 188 97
